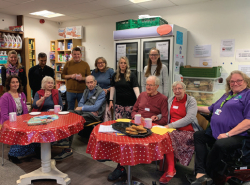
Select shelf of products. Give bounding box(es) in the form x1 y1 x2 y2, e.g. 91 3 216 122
0 29 25 97
52 38 82 89
24 38 36 103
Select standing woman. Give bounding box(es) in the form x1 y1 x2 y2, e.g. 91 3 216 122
91 57 114 121
142 47 169 96
109 56 140 120
0 75 39 164
1 50 27 95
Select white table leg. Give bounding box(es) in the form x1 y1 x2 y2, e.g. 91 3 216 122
16 143 71 185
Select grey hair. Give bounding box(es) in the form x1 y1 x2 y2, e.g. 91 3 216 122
86 75 96 81
146 75 160 86
41 76 54 89
172 81 186 91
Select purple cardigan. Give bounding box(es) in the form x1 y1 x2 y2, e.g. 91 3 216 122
0 92 28 125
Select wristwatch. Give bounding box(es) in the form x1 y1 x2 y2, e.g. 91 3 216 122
226 132 230 137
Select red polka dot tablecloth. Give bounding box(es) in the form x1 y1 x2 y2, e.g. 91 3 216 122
0 112 85 145
86 120 173 166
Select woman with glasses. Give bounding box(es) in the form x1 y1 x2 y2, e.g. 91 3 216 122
142 47 169 96
91 57 114 121
109 56 140 120
158 81 202 184
190 70 250 185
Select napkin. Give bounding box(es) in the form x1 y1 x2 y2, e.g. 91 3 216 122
116 119 131 122
151 126 176 135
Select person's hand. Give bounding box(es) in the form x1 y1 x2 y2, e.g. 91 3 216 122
109 101 113 110
103 89 108 95
44 91 51 98
75 107 82 111
71 74 76 79
151 115 158 121
217 133 228 139
76 74 82 81
165 125 169 129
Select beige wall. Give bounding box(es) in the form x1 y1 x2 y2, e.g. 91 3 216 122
0 13 16 30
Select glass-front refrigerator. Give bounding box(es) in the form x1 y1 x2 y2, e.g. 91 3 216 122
114 39 141 84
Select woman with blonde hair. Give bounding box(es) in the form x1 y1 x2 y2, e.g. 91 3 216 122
109 56 140 119
32 76 63 112
1 50 27 94
142 47 169 96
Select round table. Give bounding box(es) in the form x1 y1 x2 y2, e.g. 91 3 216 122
0 112 85 185
86 120 173 185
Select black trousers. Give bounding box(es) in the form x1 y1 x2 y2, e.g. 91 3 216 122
194 130 245 176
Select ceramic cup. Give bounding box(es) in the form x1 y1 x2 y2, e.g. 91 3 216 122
54 105 62 114
9 112 17 122
144 118 152 129
135 114 141 124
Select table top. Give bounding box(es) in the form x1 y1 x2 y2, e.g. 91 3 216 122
0 112 85 145
86 120 173 166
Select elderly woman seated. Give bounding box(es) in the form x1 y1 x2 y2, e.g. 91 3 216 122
32 76 63 111
157 81 202 184
190 70 250 185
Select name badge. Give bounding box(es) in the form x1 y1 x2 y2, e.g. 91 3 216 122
215 109 222 115
145 108 150 111
173 106 178 109
92 96 96 99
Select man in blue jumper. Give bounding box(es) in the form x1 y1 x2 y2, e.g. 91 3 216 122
54 75 106 160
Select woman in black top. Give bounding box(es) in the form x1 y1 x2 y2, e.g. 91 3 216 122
1 50 27 95
109 56 140 119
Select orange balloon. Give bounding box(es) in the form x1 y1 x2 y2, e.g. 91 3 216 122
157 24 172 36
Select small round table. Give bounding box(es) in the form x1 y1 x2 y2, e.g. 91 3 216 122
0 112 85 185
86 120 173 185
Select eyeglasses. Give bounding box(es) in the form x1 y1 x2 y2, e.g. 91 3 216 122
97 62 104 65
229 79 244 85
173 88 183 91
149 54 159 57
146 84 156 87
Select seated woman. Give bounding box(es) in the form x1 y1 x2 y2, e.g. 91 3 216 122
191 70 250 185
159 81 202 184
32 76 63 111
0 75 39 164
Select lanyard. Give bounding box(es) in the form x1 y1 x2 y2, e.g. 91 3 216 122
220 93 237 108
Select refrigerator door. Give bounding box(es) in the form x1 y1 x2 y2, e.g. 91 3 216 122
141 37 174 96
114 39 141 85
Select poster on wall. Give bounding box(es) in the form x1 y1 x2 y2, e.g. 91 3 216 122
117 45 126 61
199 58 212 67
194 45 211 58
236 49 250 61
58 28 66 38
220 39 235 57
238 65 250 77
66 26 83 39
156 42 168 60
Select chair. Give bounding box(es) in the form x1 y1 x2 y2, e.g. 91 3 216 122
0 125 4 166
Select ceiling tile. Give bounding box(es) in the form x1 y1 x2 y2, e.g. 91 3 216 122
169 0 210 6
2 0 35 4
138 0 175 9
0 0 16 8
70 12 101 19
91 9 121 16
89 0 133 8
115 4 147 13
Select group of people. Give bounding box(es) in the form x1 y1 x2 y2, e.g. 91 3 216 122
0 47 250 185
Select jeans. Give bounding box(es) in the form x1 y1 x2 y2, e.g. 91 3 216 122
66 92 82 110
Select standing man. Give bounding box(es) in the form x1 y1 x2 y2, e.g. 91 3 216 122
28 52 54 98
61 47 91 110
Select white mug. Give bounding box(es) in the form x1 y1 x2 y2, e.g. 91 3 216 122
9 112 17 122
135 114 141 124
54 105 62 114
144 118 152 129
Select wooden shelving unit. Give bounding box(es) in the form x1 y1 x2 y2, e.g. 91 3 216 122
0 29 25 97
52 38 82 89
24 38 36 103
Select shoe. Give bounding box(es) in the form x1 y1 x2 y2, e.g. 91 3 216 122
8 154 21 164
159 170 176 184
108 164 127 181
53 148 73 161
52 139 69 147
190 174 213 185
186 174 196 183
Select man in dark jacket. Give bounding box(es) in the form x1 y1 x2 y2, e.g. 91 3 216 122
28 52 54 98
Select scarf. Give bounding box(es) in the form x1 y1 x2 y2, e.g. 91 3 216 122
6 64 19 77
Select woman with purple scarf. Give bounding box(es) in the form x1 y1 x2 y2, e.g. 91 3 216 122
1 50 27 95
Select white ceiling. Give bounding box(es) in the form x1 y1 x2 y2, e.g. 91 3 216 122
0 0 217 22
